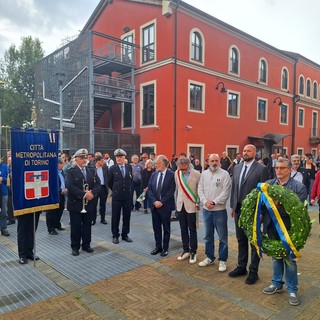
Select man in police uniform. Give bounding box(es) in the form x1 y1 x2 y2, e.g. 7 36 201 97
108 148 133 244
66 148 100 256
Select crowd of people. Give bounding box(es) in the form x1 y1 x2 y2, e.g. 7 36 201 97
1 145 317 307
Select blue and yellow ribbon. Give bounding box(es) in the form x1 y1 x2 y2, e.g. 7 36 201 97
253 183 301 259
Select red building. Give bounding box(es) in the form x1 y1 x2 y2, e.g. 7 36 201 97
39 0 320 163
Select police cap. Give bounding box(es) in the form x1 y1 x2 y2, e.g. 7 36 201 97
114 148 126 157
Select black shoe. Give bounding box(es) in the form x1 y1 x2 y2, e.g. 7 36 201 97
57 227 65 231
245 272 259 285
49 230 59 235
1 229 10 236
72 250 79 256
26 255 39 261
19 257 28 264
100 220 108 225
7 220 15 225
91 221 96 226
113 237 119 244
170 216 179 221
160 250 168 257
151 248 162 255
228 267 248 278
83 247 94 253
122 236 133 242
144 209 148 214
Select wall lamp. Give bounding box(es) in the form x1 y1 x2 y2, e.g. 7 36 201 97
273 96 283 106
215 81 227 94
123 26 131 33
294 94 300 103
155 125 160 130
185 125 192 130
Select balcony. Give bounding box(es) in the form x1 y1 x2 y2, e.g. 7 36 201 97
309 127 320 144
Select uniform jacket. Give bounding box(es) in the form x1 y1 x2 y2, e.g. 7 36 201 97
66 166 101 212
175 169 201 213
108 164 133 200
148 169 176 212
230 161 269 210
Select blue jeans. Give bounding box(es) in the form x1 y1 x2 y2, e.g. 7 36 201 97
0 195 8 231
202 208 228 262
272 255 298 294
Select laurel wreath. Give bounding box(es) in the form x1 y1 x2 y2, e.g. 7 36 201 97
239 184 312 258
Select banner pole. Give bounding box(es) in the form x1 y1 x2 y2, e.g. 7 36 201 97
33 211 36 267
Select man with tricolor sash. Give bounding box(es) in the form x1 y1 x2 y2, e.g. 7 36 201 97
174 157 201 264
262 157 307 306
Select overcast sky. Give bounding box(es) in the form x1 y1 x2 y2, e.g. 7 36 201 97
0 0 319 64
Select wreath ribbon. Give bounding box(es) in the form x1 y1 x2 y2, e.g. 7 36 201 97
253 182 301 259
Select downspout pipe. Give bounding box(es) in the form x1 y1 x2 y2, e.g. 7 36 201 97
291 59 298 154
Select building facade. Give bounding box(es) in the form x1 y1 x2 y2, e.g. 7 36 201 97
37 0 320 163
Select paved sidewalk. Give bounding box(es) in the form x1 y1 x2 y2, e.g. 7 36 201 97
0 207 319 320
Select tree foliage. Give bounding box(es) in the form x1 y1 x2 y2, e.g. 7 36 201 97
0 36 44 127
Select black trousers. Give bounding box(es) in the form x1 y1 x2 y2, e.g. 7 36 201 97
176 205 198 254
132 181 141 210
17 212 41 258
111 198 131 238
234 204 260 273
151 207 171 251
46 194 65 231
70 210 92 250
92 185 108 223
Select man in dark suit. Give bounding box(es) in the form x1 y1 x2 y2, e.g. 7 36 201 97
229 144 269 284
148 155 176 257
108 148 133 244
92 152 109 225
46 157 67 234
66 148 101 256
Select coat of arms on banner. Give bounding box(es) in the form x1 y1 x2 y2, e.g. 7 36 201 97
24 171 49 200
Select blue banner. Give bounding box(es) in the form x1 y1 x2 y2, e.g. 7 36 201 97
11 128 60 216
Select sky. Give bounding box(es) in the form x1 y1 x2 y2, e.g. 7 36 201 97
0 0 319 64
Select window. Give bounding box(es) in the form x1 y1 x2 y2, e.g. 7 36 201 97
142 23 155 63
280 104 288 124
188 146 203 164
122 33 133 63
299 76 304 95
297 148 303 156
313 82 318 99
228 92 239 117
257 99 267 121
298 108 304 127
312 111 318 137
122 102 132 128
229 47 239 74
191 31 202 62
306 79 311 97
189 83 203 111
259 59 267 83
142 84 154 125
281 68 288 90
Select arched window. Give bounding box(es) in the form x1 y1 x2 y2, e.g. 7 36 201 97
306 79 311 97
229 47 239 74
191 31 202 62
259 59 267 83
281 68 288 90
313 82 318 99
299 76 304 95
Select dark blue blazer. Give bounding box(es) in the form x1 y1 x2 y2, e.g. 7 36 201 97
108 164 133 201
148 169 175 212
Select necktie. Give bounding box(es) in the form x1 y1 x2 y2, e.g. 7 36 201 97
239 165 248 193
81 167 87 180
121 166 125 178
156 172 163 199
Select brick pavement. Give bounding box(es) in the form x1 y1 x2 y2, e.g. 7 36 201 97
0 211 319 320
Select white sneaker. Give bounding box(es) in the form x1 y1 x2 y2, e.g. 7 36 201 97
218 261 227 272
177 251 190 261
189 253 197 264
198 257 214 267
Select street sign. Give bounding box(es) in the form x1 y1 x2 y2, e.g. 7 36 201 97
62 122 75 128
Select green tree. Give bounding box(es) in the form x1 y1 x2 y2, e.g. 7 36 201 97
0 36 44 127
